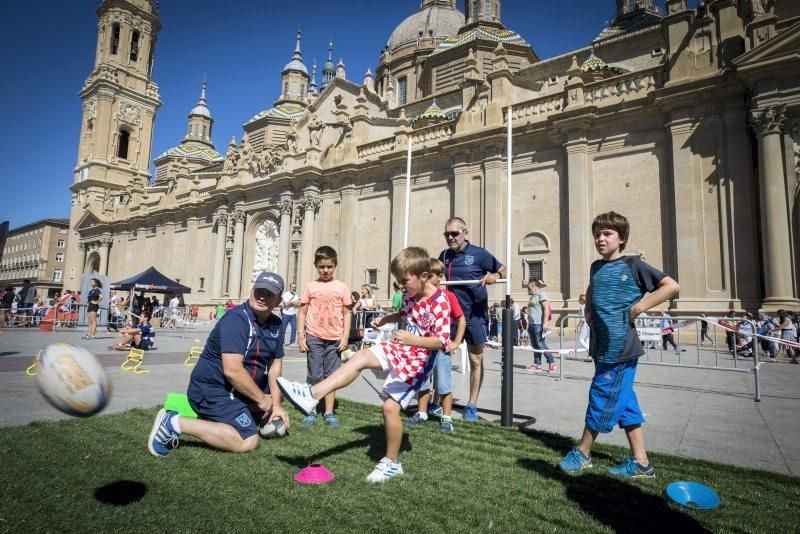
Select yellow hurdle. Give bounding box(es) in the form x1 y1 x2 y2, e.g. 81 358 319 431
25 351 43 377
184 346 202 367
121 348 150 375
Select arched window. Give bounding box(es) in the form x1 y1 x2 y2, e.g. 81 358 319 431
397 77 407 106
147 38 155 76
471 0 480 20
110 23 120 55
117 129 130 159
485 0 492 19
129 30 140 62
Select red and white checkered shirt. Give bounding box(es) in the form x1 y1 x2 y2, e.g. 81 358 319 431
379 289 451 384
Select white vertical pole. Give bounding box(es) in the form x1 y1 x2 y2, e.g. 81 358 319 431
506 105 512 298
404 134 412 248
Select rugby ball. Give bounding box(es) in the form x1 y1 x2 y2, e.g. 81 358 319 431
36 343 111 417
259 418 287 439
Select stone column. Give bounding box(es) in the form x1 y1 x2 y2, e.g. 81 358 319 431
228 210 247 300
211 211 228 298
482 147 506 301
666 107 704 309
564 128 592 305
751 106 798 309
98 238 112 276
299 195 321 288
278 198 293 281
339 186 357 287
78 243 88 275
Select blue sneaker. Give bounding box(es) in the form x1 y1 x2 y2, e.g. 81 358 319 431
427 404 443 418
404 412 428 428
558 446 592 474
323 413 341 428
608 457 655 478
301 413 317 427
148 409 180 458
439 416 454 433
462 403 479 422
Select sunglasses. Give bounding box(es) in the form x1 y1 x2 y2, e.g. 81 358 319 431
443 230 463 239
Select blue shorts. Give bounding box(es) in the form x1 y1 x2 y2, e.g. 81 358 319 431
433 351 452 395
464 321 488 346
585 358 644 434
187 384 260 440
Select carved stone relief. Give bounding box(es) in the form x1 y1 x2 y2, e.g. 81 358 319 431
251 219 280 282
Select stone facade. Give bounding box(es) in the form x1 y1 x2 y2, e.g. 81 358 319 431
0 219 70 297
65 0 800 312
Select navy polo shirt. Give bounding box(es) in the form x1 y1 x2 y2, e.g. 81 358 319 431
189 302 284 401
439 241 503 324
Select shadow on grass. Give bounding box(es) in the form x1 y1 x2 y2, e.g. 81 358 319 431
518 459 709 533
94 480 147 506
517 423 615 462
275 425 412 468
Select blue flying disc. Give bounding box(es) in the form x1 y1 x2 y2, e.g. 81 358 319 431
666 481 720 510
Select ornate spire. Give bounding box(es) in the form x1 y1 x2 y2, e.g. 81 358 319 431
336 58 346 79
309 59 318 94
189 78 212 119
228 136 237 148
282 25 308 75
322 41 335 88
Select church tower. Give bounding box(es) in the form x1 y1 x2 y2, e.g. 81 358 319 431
65 0 162 283
275 27 310 105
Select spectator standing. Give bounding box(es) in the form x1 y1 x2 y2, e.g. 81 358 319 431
84 278 103 339
391 282 403 312
776 309 797 363
661 311 679 352
526 280 556 373
488 303 499 341
280 282 300 346
511 299 521 347
17 280 36 327
438 217 505 422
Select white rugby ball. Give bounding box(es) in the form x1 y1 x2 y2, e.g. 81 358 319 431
259 418 287 439
36 343 112 417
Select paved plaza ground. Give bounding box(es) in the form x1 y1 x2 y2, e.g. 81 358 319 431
1 323 797 475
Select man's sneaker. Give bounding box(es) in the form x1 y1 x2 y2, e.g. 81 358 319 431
463 402 479 422
439 416 454 433
323 413 341 428
547 363 558 373
404 412 427 428
148 409 180 458
558 446 592 474
427 404 443 418
526 364 542 373
366 457 404 483
301 413 317 427
608 457 656 478
277 377 318 415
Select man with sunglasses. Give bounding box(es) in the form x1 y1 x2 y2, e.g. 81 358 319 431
438 217 505 422
148 272 290 457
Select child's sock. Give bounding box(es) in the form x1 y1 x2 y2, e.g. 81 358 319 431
441 415 452 422
416 412 428 421
170 414 181 434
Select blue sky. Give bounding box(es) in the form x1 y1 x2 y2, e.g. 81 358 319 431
0 0 648 229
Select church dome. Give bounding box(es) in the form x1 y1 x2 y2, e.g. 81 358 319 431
386 3 464 53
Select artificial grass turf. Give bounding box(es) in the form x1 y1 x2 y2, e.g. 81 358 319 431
1 400 798 533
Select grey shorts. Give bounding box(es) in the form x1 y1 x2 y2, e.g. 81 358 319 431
306 334 342 385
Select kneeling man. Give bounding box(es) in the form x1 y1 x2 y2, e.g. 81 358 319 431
148 272 290 457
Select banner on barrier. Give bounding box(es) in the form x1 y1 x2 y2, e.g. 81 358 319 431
637 326 662 341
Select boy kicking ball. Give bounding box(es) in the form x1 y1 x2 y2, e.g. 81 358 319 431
278 247 451 482
558 211 679 478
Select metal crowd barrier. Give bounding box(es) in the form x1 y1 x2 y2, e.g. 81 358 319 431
556 314 762 402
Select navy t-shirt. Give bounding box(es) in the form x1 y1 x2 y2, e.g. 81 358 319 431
189 302 285 401
138 322 155 349
589 256 666 363
439 242 503 324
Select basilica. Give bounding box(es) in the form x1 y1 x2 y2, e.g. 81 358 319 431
65 0 800 312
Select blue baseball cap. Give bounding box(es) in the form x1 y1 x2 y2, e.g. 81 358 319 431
253 272 284 294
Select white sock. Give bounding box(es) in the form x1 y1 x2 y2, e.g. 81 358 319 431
170 414 181 434
416 412 428 420
441 415 452 422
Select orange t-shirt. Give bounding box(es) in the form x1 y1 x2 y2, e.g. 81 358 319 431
302 280 352 341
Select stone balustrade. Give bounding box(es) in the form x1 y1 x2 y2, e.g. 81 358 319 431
510 94 566 124
356 137 397 159
583 70 658 105
411 121 455 145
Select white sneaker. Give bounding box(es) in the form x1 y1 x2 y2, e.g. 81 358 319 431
366 457 404 483
277 377 318 415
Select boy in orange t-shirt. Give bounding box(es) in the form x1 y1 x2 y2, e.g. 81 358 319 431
297 246 352 427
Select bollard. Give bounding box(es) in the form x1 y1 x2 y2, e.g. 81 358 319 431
501 303 514 427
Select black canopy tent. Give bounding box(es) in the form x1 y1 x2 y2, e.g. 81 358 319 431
112 266 191 293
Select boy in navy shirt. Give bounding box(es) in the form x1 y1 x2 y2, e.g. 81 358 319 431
113 311 155 350
148 272 290 457
559 212 679 478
